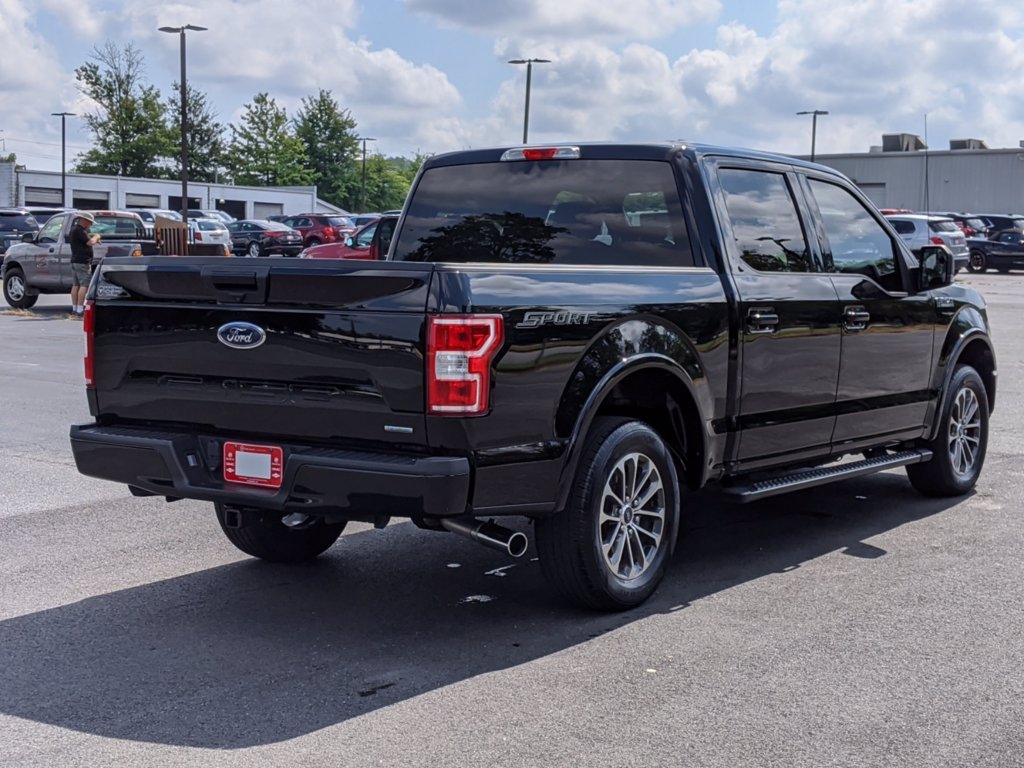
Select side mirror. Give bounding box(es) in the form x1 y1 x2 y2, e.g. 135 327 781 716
344 236 353 247
22 232 36 243
917 245 954 291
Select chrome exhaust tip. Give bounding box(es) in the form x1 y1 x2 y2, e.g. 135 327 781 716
440 518 529 558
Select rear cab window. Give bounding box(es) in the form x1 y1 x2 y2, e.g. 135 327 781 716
393 159 695 267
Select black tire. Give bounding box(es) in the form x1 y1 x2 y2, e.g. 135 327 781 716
907 365 989 497
247 241 262 258
536 417 680 611
215 504 346 562
3 268 38 309
306 237 321 247
967 250 987 273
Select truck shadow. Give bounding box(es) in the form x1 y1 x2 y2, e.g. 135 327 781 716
0 305 76 322
0 473 966 749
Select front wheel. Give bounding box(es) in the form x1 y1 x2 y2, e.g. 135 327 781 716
247 241 262 258
967 250 987 273
3 268 38 309
906 365 989 497
536 417 680 611
215 504 346 562
306 237 321 247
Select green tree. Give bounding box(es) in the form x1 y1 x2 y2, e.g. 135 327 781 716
293 89 359 207
224 93 313 186
359 153 426 211
165 81 226 183
74 42 175 177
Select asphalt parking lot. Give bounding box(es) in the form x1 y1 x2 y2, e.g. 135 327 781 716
1 280 1022 768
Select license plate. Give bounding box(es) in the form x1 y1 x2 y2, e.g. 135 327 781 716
223 441 283 488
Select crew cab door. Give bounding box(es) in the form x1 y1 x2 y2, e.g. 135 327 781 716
801 176 936 447
25 213 67 290
712 163 841 467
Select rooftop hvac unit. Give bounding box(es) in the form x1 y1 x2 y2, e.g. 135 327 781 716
949 139 988 150
881 133 927 152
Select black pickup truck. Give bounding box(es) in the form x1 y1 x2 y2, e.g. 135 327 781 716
70 142 996 611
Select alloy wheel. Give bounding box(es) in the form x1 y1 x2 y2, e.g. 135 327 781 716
947 386 982 477
598 451 666 581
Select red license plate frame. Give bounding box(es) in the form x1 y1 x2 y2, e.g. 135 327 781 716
223 441 284 488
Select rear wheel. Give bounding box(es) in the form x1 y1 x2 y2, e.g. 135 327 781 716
306 237 321 247
907 365 988 497
967 250 987 273
215 504 346 562
3 268 38 309
536 417 680 611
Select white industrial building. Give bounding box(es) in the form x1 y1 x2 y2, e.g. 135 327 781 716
810 135 1024 214
0 163 347 218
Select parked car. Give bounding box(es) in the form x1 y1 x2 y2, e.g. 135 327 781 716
299 215 398 260
227 219 303 257
966 229 1024 273
132 208 182 237
277 214 356 247
188 217 232 248
884 214 969 271
187 209 234 225
23 206 70 224
0 208 41 255
349 213 381 227
926 212 990 238
975 214 1024 236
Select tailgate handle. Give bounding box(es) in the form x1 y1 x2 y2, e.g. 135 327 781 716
201 266 269 303
209 272 258 289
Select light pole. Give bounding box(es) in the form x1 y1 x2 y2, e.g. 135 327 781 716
507 58 551 144
356 136 375 212
159 24 207 225
51 112 75 206
796 109 828 163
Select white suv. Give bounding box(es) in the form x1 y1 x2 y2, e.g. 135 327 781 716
885 214 969 272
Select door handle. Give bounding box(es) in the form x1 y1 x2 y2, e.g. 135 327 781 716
844 305 871 331
934 297 956 316
746 307 779 334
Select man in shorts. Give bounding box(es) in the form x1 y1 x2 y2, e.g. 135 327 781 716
69 212 100 316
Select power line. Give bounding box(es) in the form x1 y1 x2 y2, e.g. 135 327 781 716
5 136 91 150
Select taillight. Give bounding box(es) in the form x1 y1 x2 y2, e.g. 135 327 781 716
501 146 581 161
323 226 335 239
427 315 503 415
83 300 95 387
930 236 944 245
195 232 203 241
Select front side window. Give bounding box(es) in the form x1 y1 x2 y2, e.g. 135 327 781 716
393 159 693 267
39 214 66 243
807 178 900 287
717 168 811 273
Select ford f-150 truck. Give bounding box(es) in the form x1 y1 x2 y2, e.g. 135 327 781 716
70 142 996 611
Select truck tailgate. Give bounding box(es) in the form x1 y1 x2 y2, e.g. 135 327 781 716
91 257 435 446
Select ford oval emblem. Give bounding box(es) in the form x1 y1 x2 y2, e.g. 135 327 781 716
217 322 267 349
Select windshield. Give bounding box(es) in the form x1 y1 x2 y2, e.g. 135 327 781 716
928 220 959 233
393 159 694 266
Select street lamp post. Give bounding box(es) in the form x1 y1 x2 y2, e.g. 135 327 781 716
507 58 551 144
51 112 75 206
356 136 376 212
159 24 207 225
796 109 828 163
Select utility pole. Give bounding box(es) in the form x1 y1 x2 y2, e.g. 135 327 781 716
796 109 828 163
507 58 551 144
51 112 75 206
159 24 208 224
357 136 376 211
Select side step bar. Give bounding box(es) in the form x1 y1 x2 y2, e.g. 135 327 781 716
722 449 933 503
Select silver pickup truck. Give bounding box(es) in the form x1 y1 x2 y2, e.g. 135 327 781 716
1 210 158 309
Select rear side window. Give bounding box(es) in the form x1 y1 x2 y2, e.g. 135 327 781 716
0 213 39 231
889 219 915 235
717 168 812 273
393 159 694 267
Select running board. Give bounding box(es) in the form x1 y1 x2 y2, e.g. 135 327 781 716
722 449 933 503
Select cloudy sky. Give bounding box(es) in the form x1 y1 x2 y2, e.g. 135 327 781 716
3 0 1024 173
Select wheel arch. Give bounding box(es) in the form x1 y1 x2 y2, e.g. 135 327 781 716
554 354 711 512
927 319 996 440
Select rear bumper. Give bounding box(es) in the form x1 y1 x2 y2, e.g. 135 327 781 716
70 423 470 518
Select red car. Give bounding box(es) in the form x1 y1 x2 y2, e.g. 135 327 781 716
279 214 357 248
300 215 397 260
